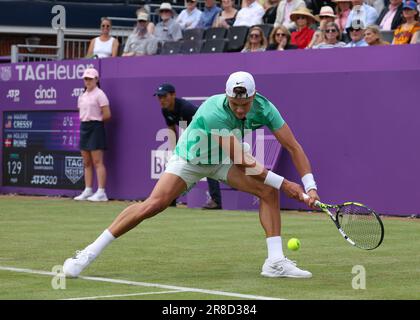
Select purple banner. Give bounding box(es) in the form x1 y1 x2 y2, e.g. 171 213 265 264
1 46 420 215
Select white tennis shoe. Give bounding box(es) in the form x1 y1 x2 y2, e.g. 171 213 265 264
73 189 93 201
63 249 96 278
261 257 312 278
87 191 108 202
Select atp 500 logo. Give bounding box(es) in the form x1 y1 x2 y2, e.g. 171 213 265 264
6 89 20 102
71 88 84 98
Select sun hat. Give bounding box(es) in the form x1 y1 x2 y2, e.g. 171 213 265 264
317 6 337 19
290 7 319 24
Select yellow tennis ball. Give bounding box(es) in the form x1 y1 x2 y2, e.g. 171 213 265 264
287 238 301 251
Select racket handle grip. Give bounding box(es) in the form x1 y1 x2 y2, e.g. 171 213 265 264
302 193 321 207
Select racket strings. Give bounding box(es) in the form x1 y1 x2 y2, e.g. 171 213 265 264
337 203 383 250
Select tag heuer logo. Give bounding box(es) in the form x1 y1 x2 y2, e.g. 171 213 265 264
0 66 12 81
65 156 84 184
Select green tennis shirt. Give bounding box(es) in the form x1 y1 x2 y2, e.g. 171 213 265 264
175 93 285 164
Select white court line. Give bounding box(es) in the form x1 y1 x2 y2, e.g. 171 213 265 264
62 290 186 300
0 266 284 300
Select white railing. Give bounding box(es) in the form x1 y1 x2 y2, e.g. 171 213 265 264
10 27 132 62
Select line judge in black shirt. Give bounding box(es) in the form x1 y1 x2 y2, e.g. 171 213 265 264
154 83 222 210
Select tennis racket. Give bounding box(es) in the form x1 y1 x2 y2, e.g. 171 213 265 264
302 194 384 250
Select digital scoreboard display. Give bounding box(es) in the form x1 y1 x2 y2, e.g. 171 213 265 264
2 111 84 189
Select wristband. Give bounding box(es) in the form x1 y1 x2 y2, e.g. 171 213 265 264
301 173 317 193
264 171 284 190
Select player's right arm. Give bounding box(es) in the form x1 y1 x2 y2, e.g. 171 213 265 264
168 124 178 150
216 134 305 201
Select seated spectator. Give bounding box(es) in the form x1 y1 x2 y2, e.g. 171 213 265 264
307 6 337 48
234 0 265 27
263 0 281 24
392 0 420 44
334 0 353 33
345 18 369 46
122 12 158 56
154 3 183 43
136 6 155 34
274 0 307 30
364 24 390 44
345 0 379 29
290 7 318 48
312 21 347 47
376 0 404 31
86 17 119 58
365 0 385 15
197 0 222 29
213 0 238 28
241 26 268 52
176 0 202 30
306 0 336 15
267 25 299 50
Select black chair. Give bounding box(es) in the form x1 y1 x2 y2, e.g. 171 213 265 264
254 24 273 39
181 39 203 54
226 26 249 52
182 28 205 41
204 27 227 40
381 31 394 44
160 41 182 55
200 39 227 53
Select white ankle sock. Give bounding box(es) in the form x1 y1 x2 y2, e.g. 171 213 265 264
266 236 285 261
84 187 93 194
97 188 106 195
86 229 115 257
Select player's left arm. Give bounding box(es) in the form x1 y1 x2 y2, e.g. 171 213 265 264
272 124 319 206
101 105 111 122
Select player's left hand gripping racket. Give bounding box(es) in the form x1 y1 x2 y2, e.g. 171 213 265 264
302 194 384 250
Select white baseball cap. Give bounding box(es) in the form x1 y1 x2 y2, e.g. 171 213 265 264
225 71 256 98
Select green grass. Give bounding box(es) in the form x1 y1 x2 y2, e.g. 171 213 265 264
0 195 419 300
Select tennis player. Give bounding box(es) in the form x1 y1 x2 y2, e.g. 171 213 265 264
63 71 320 278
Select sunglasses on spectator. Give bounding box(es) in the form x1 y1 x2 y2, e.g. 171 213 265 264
250 33 261 38
350 28 362 32
160 9 172 13
296 16 307 20
325 29 338 33
275 33 287 37
101 24 111 28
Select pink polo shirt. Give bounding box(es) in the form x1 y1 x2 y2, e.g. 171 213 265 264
77 87 109 122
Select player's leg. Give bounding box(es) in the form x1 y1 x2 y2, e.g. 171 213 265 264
202 178 222 209
225 165 281 237
91 150 106 189
63 172 187 277
87 150 108 201
108 173 187 237
221 165 312 278
74 150 94 200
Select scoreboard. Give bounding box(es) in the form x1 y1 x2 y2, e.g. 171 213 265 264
2 111 84 189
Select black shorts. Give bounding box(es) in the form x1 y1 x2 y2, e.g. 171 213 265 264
79 121 107 151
